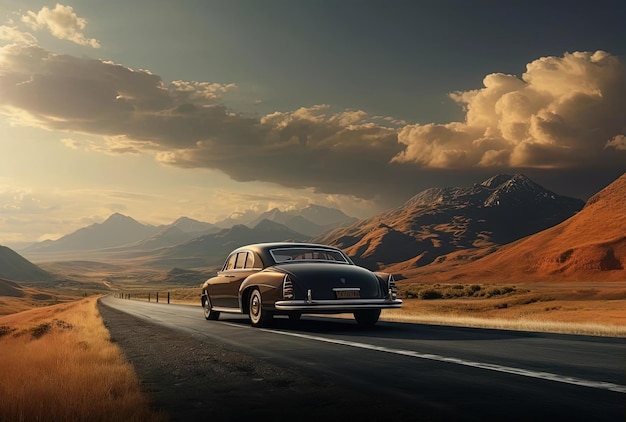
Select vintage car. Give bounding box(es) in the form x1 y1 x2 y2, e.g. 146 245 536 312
201 242 402 327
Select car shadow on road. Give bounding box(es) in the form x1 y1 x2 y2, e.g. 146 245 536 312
215 314 545 342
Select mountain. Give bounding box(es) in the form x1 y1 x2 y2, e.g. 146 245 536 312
22 213 161 254
140 219 310 268
314 174 584 269
0 246 54 282
19 206 351 261
221 204 357 236
171 217 218 234
112 217 219 251
122 226 196 251
407 172 626 282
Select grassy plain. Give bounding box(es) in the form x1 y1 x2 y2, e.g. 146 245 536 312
0 297 166 422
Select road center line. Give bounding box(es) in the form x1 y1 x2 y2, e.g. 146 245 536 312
260 328 626 394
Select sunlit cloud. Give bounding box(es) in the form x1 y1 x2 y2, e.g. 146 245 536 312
0 189 48 214
606 134 626 151
20 4 100 48
0 25 38 45
60 138 80 150
169 81 238 104
393 51 626 170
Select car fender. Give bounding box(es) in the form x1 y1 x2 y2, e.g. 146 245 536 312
238 271 284 311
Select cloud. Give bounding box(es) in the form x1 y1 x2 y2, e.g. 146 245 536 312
21 4 100 48
606 134 626 151
0 44 624 204
0 188 52 214
393 51 626 170
0 25 38 45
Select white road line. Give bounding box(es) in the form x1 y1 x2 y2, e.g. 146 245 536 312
259 328 626 394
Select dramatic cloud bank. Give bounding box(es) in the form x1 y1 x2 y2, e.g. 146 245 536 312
394 51 626 170
0 37 624 201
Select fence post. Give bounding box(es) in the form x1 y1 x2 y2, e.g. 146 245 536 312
167 292 170 304
148 293 151 302
156 292 159 303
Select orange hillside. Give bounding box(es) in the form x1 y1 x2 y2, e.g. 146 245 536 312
419 172 626 282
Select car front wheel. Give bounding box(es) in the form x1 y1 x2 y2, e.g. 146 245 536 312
353 309 380 326
202 292 220 321
249 289 272 327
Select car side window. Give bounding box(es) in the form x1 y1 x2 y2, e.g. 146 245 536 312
224 254 237 271
234 252 248 269
245 252 256 269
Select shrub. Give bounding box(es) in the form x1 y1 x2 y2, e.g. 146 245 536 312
486 288 502 297
0 325 15 338
420 289 443 300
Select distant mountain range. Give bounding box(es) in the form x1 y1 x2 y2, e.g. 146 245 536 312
138 219 311 268
313 174 584 269
22 213 162 254
244 205 358 235
7 173 623 285
21 204 356 257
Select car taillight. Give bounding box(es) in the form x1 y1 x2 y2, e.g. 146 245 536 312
283 274 294 299
388 274 397 300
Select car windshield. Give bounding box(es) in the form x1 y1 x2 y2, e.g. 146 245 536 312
270 247 349 264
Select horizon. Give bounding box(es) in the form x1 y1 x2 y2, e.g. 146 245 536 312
1 1 625 246
7 170 616 252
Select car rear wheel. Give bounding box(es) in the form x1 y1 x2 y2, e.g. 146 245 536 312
249 289 272 327
353 309 380 326
202 292 220 321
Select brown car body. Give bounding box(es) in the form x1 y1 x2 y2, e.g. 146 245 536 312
201 242 402 327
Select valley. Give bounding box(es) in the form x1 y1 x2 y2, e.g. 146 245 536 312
1 173 624 336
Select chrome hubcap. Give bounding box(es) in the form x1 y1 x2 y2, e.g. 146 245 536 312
251 295 260 317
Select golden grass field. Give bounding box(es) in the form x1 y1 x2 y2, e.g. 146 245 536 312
0 297 166 422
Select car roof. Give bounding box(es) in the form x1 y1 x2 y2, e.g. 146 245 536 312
233 242 341 254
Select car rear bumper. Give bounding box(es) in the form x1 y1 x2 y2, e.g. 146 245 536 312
274 298 402 311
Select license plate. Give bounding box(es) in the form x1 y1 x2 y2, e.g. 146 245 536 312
335 290 360 299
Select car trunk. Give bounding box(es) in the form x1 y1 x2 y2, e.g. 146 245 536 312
275 262 382 300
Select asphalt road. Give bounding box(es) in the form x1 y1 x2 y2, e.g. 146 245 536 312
99 296 625 421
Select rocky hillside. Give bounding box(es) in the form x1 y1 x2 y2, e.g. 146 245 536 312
314 174 584 269
405 172 625 282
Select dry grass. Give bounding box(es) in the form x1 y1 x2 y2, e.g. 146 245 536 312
384 281 626 337
0 297 166 422
382 306 626 337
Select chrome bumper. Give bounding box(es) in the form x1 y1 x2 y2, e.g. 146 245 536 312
274 298 402 311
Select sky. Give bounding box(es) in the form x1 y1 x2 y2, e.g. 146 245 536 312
0 0 625 248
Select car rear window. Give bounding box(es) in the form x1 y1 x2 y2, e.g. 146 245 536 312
270 247 349 264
